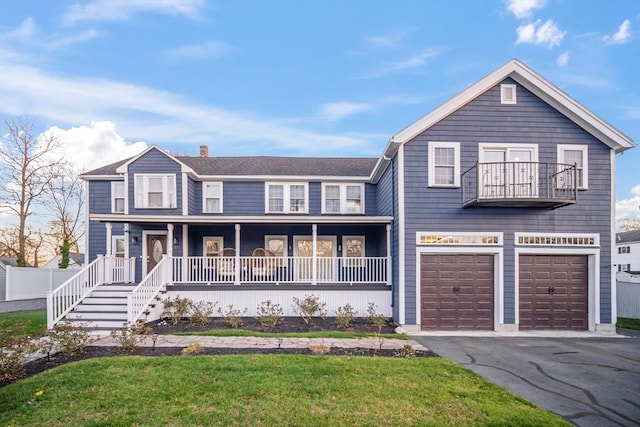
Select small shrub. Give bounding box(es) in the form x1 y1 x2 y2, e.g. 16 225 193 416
162 296 193 325
0 320 43 382
366 303 389 335
189 301 217 327
48 320 94 356
394 344 416 358
218 304 247 328
182 343 203 355
256 300 284 329
292 294 327 324
334 304 357 329
110 322 151 352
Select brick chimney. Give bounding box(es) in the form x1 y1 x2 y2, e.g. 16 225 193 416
199 145 209 157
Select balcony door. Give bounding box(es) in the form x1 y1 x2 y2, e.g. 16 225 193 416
480 145 538 199
293 236 337 282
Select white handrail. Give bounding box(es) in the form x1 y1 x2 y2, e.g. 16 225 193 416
127 256 168 323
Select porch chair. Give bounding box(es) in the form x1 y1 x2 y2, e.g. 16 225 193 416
251 247 277 279
217 248 236 280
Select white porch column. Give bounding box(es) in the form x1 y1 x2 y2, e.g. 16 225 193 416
167 223 174 258
182 224 188 256
105 223 113 283
235 224 241 285
312 224 317 285
105 222 113 256
386 224 392 287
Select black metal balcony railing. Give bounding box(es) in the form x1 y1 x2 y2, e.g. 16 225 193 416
461 162 578 208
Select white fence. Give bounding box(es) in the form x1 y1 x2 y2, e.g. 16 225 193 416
618 281 640 319
4 266 77 301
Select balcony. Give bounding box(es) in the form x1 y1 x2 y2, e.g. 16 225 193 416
461 162 578 208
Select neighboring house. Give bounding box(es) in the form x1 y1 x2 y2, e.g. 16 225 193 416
67 59 635 332
42 253 86 270
616 230 640 273
0 257 29 301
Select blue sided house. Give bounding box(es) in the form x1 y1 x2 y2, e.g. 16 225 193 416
48 59 635 332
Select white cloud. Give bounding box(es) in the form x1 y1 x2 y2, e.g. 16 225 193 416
62 0 205 25
556 50 570 67
516 19 566 48
0 61 376 156
320 102 374 122
617 184 640 220
603 19 631 45
3 17 36 40
1 17 102 51
166 41 231 62
359 47 442 79
505 0 547 19
365 30 413 48
42 122 147 173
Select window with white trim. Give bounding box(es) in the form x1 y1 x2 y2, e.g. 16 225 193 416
558 145 588 189
112 236 125 258
111 181 124 213
501 84 517 104
202 182 223 213
428 142 460 187
618 264 631 272
322 183 364 214
134 174 176 209
343 236 365 266
618 246 630 254
515 233 598 247
265 182 308 214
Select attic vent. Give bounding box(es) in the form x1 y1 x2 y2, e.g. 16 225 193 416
501 84 517 104
200 145 209 157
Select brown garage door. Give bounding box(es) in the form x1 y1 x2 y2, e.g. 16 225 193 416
421 254 494 330
519 255 588 330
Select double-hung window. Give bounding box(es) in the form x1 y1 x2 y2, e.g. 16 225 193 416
428 142 460 187
265 182 308 214
558 145 588 189
111 181 125 213
202 182 223 213
322 183 364 214
134 174 176 209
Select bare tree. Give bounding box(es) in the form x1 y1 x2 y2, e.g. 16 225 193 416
0 226 46 266
46 170 85 254
0 117 65 266
618 217 640 232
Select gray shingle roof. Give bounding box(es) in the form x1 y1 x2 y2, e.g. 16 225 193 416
83 154 378 178
617 230 640 244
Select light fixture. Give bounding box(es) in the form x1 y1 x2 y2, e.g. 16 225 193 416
131 236 138 244
152 333 158 350
173 237 178 248
46 341 53 362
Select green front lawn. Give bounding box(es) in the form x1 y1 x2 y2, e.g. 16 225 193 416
616 317 640 331
0 309 46 336
0 355 569 426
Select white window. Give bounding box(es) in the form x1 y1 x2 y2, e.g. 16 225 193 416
501 84 517 104
322 183 364 214
618 246 630 254
111 181 125 213
618 264 630 272
203 237 223 257
265 235 287 259
428 142 460 187
202 182 223 213
558 145 588 189
265 183 308 214
134 174 176 209
479 143 538 198
343 236 365 266
112 236 126 258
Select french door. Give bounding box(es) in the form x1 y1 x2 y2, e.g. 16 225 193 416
293 236 337 282
481 146 537 198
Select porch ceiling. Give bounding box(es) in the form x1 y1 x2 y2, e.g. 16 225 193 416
89 214 393 224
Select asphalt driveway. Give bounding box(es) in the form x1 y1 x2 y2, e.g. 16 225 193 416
412 330 640 427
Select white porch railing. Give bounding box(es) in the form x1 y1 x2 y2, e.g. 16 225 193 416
171 256 388 285
127 256 170 323
46 255 136 329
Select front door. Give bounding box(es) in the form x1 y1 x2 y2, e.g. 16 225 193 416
147 234 167 273
294 236 337 282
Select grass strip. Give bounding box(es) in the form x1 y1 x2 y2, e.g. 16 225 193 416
616 317 640 331
174 329 409 339
0 309 46 336
0 355 570 426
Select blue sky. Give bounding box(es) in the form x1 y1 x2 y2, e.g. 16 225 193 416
1 0 639 220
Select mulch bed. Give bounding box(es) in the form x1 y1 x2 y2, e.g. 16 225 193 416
2 317 437 387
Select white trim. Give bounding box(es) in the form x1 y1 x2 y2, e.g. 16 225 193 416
115 145 194 174
515 232 599 247
501 84 517 104
142 230 168 276
264 235 288 258
321 183 365 214
84 180 90 267
265 182 309 214
397 145 406 324
415 246 504 331
111 235 125 257
134 173 177 209
124 173 129 214
557 144 589 189
182 172 189 215
427 141 460 187
202 181 224 213
417 231 502 246
342 235 365 266
203 236 224 256
610 150 617 324
182 224 188 257
514 247 599 332
478 143 539 163
89 213 393 224
111 181 125 213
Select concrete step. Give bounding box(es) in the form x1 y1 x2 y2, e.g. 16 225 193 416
90 290 132 298
66 311 128 321
74 304 127 313
94 285 137 291
83 297 127 305
64 319 129 329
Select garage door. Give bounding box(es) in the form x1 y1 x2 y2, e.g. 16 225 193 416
519 255 588 330
420 254 494 330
